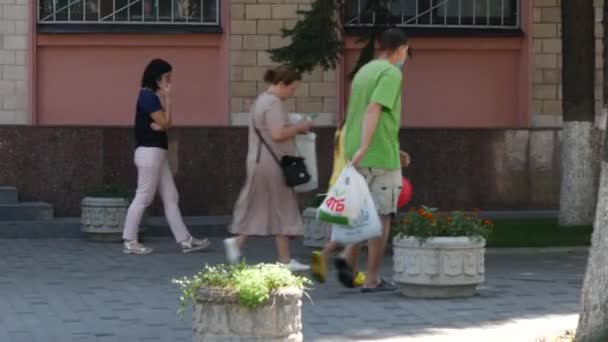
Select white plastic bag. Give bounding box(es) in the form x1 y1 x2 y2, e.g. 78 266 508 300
330 189 382 245
317 164 365 226
288 113 305 124
294 132 318 193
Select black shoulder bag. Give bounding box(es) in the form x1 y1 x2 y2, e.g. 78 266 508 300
254 125 311 188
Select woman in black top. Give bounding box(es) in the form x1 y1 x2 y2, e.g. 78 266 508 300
122 59 209 255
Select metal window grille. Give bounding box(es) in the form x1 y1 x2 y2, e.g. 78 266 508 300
344 0 520 29
38 0 219 25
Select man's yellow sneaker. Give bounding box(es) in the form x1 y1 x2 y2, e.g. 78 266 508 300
353 272 366 287
311 251 327 283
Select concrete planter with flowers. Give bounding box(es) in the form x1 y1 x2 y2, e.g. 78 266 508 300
303 194 331 248
392 207 492 298
173 263 311 341
81 185 147 242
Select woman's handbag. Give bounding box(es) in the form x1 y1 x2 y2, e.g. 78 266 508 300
254 126 311 188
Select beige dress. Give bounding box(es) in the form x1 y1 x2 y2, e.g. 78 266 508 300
230 92 303 236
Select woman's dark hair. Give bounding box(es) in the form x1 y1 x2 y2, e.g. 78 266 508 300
263 66 301 85
378 28 411 57
141 59 172 91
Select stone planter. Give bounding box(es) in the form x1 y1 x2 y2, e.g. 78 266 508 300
81 197 147 242
393 235 485 298
302 207 330 248
193 287 303 342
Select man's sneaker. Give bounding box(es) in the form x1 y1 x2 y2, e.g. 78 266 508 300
283 259 310 272
334 257 355 288
180 236 210 253
223 237 241 264
124 240 153 255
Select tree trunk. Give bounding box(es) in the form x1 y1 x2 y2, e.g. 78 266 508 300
575 139 608 342
559 0 597 227
574 1 608 341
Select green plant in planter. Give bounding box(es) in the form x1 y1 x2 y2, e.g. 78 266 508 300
393 206 493 243
86 185 133 201
172 262 311 316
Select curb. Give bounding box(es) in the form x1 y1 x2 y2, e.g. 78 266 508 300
0 216 232 239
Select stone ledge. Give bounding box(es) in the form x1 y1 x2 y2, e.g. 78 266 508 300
0 216 232 239
230 112 336 126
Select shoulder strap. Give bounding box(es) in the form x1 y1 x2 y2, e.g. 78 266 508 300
253 117 282 166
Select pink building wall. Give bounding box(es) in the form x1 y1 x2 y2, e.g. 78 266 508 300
342 37 529 128
35 35 228 126
340 1 531 128
30 0 531 128
31 0 231 126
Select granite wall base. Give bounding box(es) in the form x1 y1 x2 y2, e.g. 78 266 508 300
0 127 581 216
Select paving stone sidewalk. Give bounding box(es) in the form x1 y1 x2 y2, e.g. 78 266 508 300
0 237 586 342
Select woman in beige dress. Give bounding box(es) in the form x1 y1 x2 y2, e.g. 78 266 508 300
224 66 313 272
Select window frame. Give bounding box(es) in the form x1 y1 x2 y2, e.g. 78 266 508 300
343 0 523 37
36 0 222 34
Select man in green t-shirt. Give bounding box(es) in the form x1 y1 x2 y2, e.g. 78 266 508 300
336 28 410 292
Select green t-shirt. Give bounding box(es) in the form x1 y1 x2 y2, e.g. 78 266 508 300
344 59 403 170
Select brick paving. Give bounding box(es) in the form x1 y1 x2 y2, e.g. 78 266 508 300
0 237 586 341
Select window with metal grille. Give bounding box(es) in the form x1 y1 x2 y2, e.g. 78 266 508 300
38 0 219 26
344 0 519 29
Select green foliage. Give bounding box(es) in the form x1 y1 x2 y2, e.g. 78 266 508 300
86 185 133 199
485 219 591 248
172 262 311 317
268 0 343 74
268 0 395 79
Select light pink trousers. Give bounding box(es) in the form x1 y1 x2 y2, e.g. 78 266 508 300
122 147 189 242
